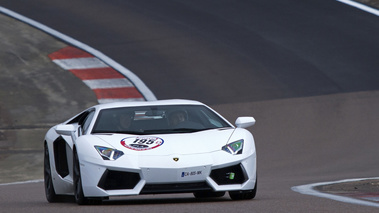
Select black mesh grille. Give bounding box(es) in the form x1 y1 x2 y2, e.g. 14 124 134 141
141 182 212 194
98 170 140 190
210 164 247 185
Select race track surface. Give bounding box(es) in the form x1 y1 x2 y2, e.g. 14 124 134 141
1 0 379 212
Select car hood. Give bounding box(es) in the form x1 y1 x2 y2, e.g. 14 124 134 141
92 128 235 155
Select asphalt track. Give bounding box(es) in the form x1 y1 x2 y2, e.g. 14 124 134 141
1 0 379 212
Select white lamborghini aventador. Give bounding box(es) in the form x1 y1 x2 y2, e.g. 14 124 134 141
44 99 257 205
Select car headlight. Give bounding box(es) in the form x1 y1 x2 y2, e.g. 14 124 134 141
95 146 124 160
221 139 244 155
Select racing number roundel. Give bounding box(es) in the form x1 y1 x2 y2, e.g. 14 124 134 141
121 136 164 151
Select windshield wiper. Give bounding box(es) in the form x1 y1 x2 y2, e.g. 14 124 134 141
143 128 215 134
92 130 143 135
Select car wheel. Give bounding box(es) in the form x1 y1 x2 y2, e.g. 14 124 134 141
44 143 60 202
193 191 225 198
73 149 90 205
229 177 257 200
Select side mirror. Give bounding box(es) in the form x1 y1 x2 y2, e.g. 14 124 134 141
235 117 256 128
55 124 76 136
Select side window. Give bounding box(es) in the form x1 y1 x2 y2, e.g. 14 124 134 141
81 110 95 135
68 111 89 124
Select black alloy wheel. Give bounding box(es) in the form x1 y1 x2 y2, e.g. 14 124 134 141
73 149 89 205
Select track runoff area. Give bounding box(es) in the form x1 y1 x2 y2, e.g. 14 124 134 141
1 0 379 207
291 0 379 208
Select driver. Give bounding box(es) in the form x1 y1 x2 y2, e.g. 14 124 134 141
168 110 188 127
117 112 134 131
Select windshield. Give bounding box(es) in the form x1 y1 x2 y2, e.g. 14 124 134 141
92 105 232 134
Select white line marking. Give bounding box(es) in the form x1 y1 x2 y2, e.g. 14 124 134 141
83 78 134 89
292 177 379 208
365 197 379 202
52 57 108 70
0 179 43 186
0 6 157 101
337 0 379 16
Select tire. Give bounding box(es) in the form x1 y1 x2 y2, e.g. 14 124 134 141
73 149 90 205
44 143 60 202
193 191 226 198
229 177 257 200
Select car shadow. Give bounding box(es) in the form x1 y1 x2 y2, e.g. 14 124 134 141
101 195 232 206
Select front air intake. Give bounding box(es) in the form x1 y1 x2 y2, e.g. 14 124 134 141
210 164 248 185
98 170 140 190
53 136 69 178
141 182 212 194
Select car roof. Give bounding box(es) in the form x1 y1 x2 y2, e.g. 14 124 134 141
93 99 205 110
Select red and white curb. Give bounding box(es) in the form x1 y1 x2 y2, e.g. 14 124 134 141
49 46 145 104
0 6 156 104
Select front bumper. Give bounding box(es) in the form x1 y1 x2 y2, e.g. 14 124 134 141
79 151 257 197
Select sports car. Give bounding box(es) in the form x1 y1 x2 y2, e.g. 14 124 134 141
44 99 257 204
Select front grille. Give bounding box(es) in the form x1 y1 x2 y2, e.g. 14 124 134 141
210 164 248 185
98 170 140 190
141 182 212 194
